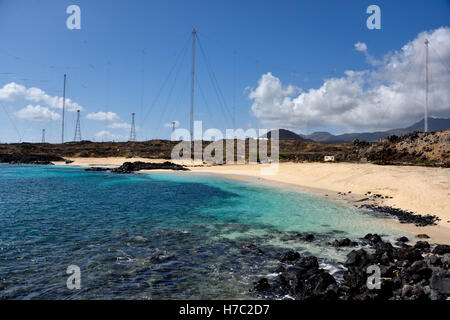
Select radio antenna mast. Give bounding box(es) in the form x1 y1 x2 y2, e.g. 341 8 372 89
190 29 196 141
424 39 429 133
74 110 82 141
129 113 136 141
61 74 67 143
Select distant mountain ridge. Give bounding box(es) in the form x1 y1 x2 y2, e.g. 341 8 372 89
262 129 313 141
264 118 450 143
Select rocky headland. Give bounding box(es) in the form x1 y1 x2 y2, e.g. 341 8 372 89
84 161 189 173
0 153 64 165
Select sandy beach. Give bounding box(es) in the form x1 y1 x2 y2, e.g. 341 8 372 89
54 157 450 244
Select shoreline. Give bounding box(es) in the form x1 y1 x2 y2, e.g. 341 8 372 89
173 170 450 244
52 157 450 244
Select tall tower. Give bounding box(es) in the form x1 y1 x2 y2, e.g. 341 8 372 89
171 121 177 133
129 113 136 141
190 29 196 141
61 74 67 144
42 129 46 143
74 110 82 141
424 39 429 133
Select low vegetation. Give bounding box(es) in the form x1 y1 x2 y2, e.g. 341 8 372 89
0 130 448 167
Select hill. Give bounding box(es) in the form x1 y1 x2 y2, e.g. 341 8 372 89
0 130 448 167
261 129 312 141
301 118 450 143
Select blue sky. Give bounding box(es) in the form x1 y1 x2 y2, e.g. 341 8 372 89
0 0 449 142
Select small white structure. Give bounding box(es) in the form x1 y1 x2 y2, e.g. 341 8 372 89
324 155 335 162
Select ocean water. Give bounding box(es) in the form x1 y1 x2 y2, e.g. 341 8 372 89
0 164 406 299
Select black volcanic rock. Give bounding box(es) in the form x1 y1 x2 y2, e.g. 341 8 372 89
432 245 450 255
0 153 64 165
242 242 264 254
397 247 424 263
430 271 450 295
397 236 409 242
280 251 300 263
253 278 271 292
85 167 110 172
332 238 358 247
253 235 450 300
364 233 382 245
362 205 440 227
304 234 315 241
345 249 370 268
295 256 319 270
111 161 189 173
414 241 430 250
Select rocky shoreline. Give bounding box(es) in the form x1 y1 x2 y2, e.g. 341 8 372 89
0 154 64 165
252 234 450 300
361 204 440 227
85 161 189 173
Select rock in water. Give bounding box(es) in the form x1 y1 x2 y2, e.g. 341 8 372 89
296 256 319 269
242 242 264 254
253 278 271 292
364 233 382 245
280 251 300 263
332 238 358 247
345 249 369 268
111 161 189 173
85 167 110 172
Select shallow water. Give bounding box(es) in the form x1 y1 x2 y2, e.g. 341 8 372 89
0 165 406 299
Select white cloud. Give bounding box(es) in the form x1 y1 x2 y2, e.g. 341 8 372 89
0 82 82 112
107 122 131 130
249 27 450 131
163 120 180 128
14 104 61 121
94 130 124 142
354 41 384 66
86 111 120 122
86 111 135 133
354 42 367 52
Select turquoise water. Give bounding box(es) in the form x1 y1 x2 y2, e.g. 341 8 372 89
0 164 405 299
